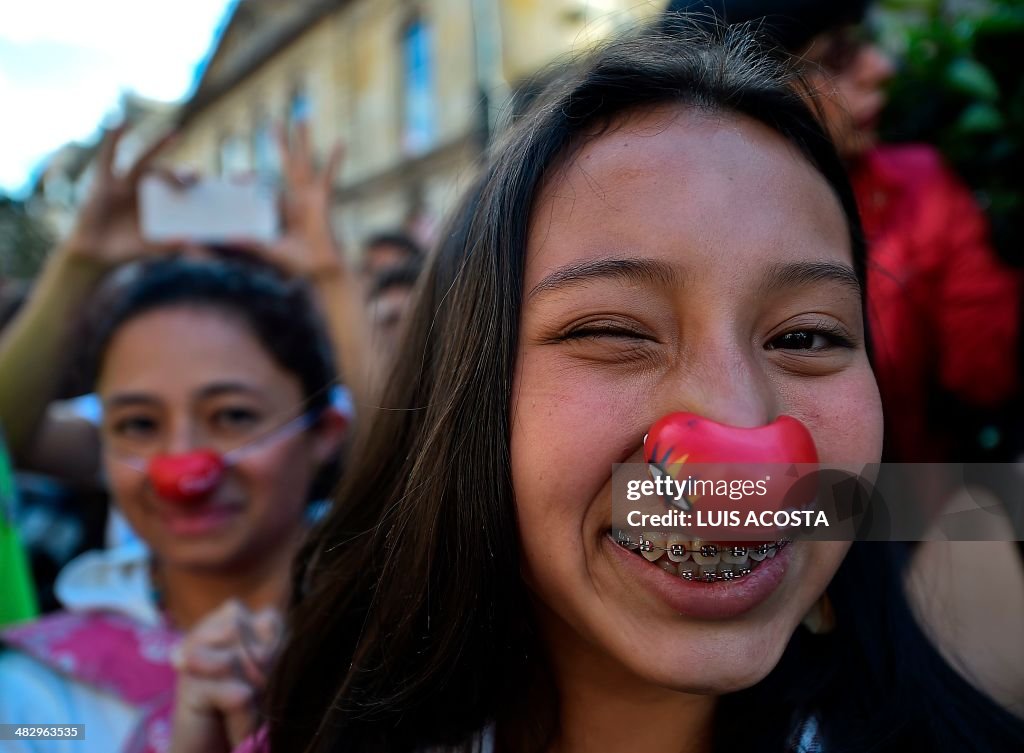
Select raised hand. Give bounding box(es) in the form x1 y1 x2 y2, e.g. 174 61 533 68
62 123 179 266
241 123 346 279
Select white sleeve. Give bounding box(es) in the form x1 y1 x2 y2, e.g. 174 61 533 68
0 650 138 753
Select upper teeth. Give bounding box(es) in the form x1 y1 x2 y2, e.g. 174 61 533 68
613 530 788 582
615 531 788 556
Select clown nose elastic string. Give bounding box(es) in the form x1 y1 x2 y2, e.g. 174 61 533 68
119 410 321 504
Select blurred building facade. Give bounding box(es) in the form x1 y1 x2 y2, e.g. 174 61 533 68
30 93 176 240
161 0 663 251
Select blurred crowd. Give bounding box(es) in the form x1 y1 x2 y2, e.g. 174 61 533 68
0 1 1021 752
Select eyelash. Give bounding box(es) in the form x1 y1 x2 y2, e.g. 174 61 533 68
766 321 856 351
558 323 651 342
111 416 157 436
558 321 854 350
210 407 263 432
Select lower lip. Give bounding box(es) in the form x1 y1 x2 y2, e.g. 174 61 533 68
158 505 241 536
604 533 793 620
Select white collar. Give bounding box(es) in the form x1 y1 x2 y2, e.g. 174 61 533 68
54 540 162 626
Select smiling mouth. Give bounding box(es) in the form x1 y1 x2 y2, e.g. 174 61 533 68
154 501 244 535
611 530 789 582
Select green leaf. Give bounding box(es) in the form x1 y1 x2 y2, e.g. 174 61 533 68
946 58 1001 100
957 102 1005 132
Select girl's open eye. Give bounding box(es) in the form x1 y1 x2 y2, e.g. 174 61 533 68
110 414 159 439
211 406 263 432
766 323 855 352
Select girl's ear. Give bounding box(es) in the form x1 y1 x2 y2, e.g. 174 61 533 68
310 406 348 465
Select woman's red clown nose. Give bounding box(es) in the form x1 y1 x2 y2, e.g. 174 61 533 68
644 412 819 467
643 412 820 527
147 449 226 503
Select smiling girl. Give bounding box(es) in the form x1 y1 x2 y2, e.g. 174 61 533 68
264 23 1023 753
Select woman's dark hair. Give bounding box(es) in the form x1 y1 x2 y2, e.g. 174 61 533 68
267 21 1024 753
363 232 423 264
369 257 423 299
85 254 335 413
662 0 871 52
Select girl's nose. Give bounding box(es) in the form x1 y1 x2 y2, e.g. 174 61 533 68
660 350 778 431
164 420 208 456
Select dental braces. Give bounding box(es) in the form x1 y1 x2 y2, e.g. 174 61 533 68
615 534 790 581
684 567 753 582
614 535 790 558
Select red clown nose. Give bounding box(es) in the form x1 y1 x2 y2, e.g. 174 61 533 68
642 413 819 536
147 450 226 504
644 413 818 467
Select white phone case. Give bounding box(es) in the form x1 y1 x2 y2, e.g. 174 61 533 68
139 176 279 244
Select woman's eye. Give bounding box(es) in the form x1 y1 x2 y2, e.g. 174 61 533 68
211 407 262 431
561 325 650 341
111 415 158 438
767 327 853 352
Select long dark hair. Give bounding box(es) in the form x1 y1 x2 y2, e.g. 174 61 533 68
84 255 336 413
267 22 1024 753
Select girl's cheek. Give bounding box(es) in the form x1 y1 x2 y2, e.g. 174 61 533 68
512 360 630 508
103 455 153 532
234 440 315 524
814 375 883 464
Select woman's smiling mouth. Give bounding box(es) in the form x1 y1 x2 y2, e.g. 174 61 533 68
606 530 794 619
154 500 245 537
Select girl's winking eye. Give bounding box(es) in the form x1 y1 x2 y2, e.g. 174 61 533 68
558 319 654 342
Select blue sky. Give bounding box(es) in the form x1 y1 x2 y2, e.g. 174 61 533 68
0 0 235 196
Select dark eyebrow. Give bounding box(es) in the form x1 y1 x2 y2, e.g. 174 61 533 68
104 382 264 410
529 256 681 299
757 261 862 297
196 382 266 401
104 393 159 410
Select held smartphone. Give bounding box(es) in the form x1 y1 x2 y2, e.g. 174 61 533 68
139 175 280 245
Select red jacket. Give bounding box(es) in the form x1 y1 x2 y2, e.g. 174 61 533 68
852 145 1021 460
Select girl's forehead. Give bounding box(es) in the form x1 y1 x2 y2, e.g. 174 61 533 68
525 108 850 287
97 307 298 401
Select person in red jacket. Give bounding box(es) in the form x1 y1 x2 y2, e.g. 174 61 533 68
665 0 1022 460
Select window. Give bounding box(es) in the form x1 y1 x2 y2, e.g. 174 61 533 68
287 82 312 132
218 133 250 176
252 112 278 176
402 17 435 155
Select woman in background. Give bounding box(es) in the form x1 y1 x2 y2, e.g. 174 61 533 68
0 124 347 751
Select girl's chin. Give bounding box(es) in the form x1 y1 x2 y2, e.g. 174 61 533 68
613 623 791 694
